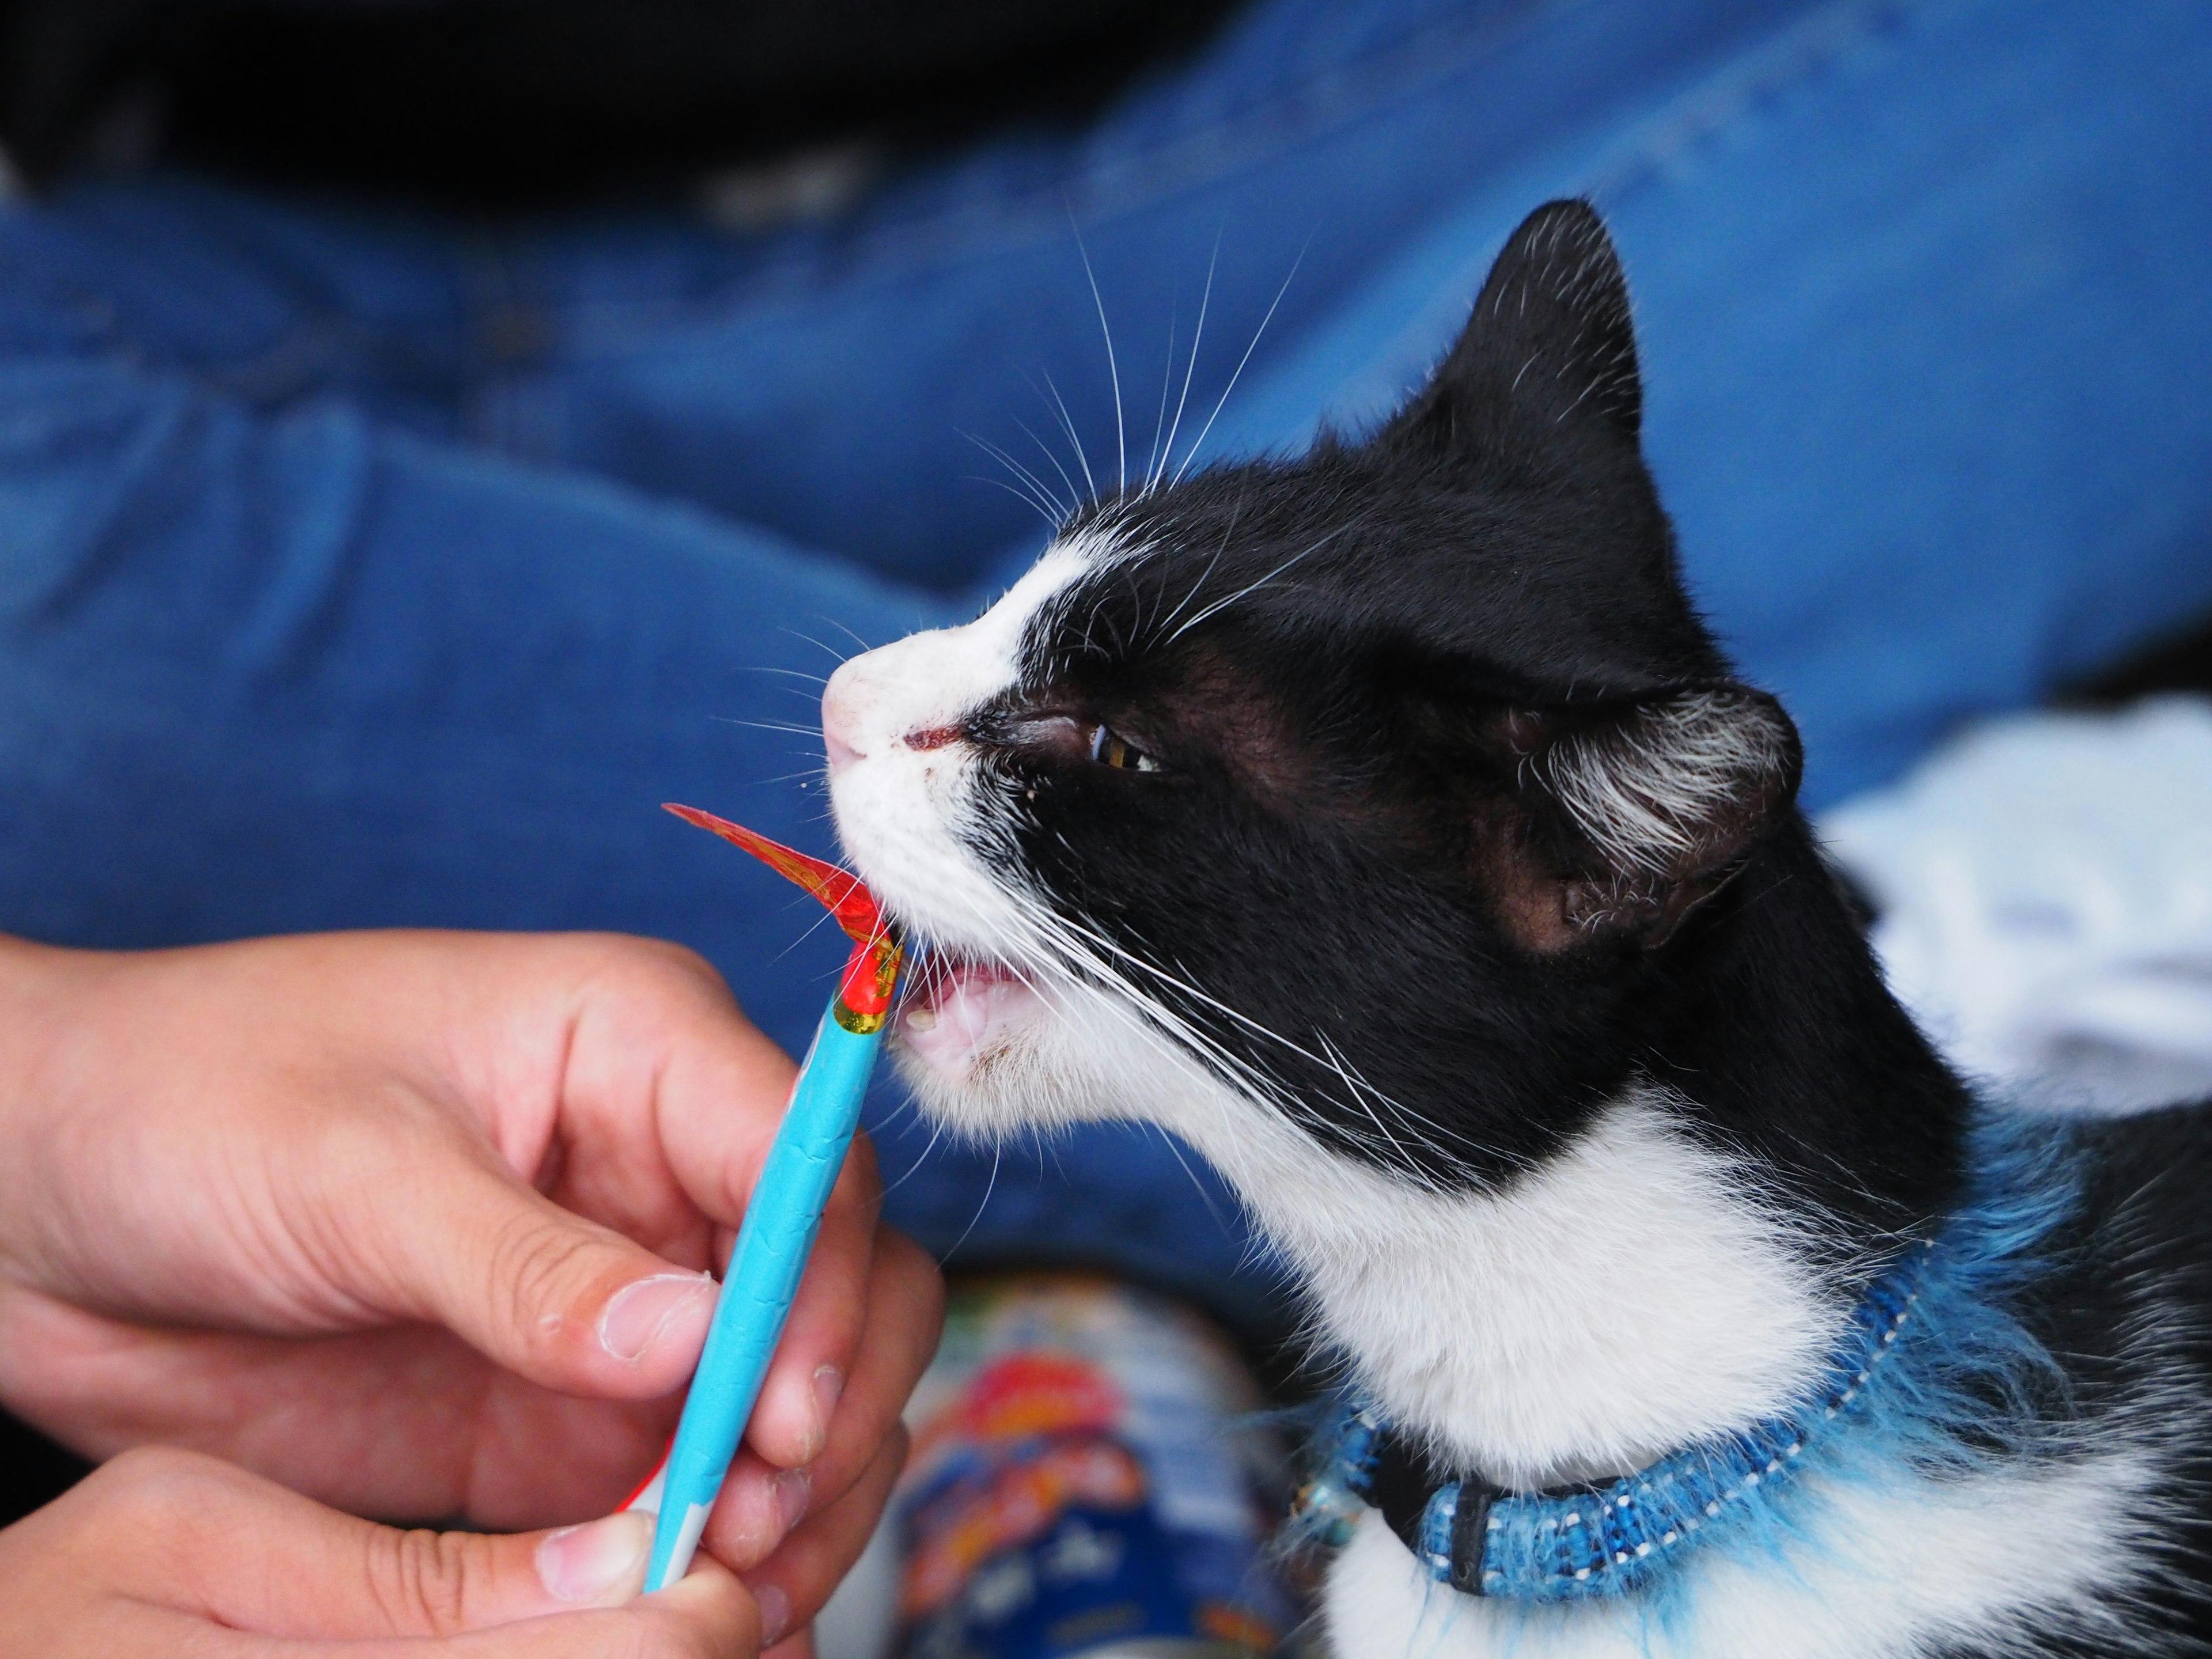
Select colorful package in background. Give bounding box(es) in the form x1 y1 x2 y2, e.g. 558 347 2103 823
893 1274 1292 1659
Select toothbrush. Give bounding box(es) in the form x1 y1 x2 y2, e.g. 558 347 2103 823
626 804 903 1593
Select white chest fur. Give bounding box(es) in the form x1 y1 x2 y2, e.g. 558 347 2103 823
1177 1090 1850 1489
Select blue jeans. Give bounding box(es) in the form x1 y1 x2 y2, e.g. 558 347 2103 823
3 0 2209 1325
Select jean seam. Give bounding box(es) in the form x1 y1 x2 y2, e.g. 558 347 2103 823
547 0 1589 350
1582 0 1941 211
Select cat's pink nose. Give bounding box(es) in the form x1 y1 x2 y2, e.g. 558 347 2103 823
821 674 865 772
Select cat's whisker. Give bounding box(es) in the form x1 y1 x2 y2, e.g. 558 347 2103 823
1070 219 1127 499
1037 370 1099 505
1160 517 1359 646
939 1140 1005 1263
1147 495 1240 647
1309 1027 1511 1176
1143 1116 1242 1234
710 717 830 738
1315 1030 1426 1185
962 430 1072 521
768 897 857 965
984 884 1235 1075
1014 418 1086 527
875 1111 955 1201
1169 242 1303 490
813 614 877 656
968 461 1062 524
1145 301 1179 497
776 626 857 666
996 881 1370 1172
1318 1035 1495 1185
1153 233 1218 495
967 473 1066 525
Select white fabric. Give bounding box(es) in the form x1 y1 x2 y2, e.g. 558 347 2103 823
1820 696 2212 1114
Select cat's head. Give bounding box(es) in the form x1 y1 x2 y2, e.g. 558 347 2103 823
823 201 1802 1194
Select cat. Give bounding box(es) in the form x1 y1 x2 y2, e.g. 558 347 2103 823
817 199 2212 1658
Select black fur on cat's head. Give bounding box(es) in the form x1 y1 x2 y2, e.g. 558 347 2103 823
824 199 1968 1245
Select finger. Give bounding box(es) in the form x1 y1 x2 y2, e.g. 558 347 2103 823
634 977 878 1474
394 1151 719 1400
645 1551 764 1650
702 1444 812 1573
742 1134 885 1470
138 1555 763 1659
385 938 790 1402
87 1447 658 1638
359 1557 763 1659
745 1426 908 1642
57 1596 760 1659
0 1282 683 1527
708 1226 940 1571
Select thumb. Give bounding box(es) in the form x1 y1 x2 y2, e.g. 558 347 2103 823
85 1448 660 1637
395 1153 718 1397
354 1509 662 1636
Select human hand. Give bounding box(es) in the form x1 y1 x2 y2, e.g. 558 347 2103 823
0 1445 757 1657
0 931 942 1640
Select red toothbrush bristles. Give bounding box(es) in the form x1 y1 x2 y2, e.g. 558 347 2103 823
663 803 884 945
663 804 902 1020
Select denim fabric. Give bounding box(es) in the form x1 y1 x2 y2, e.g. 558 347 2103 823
1 0 2207 1324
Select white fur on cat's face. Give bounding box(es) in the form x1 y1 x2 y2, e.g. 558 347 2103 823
821 545 1086 971
823 536 1122 1119
823 532 1247 1147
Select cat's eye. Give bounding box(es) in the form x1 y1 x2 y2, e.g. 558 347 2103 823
1089 724 1162 772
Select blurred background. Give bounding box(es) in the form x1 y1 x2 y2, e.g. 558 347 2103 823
1 0 2209 1475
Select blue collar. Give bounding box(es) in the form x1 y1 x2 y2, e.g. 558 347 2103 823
1293 1249 1930 1604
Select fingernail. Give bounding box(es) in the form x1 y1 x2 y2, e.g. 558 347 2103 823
600 1274 714 1363
805 1364 844 1460
755 1582 791 1647
538 1513 652 1606
773 1467 812 1536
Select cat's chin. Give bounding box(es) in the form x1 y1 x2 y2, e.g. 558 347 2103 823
895 953 1046 1083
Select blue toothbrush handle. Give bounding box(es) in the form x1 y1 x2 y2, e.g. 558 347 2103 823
642 1003 882 1590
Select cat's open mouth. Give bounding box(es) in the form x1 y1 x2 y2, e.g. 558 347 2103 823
898 950 1043 1075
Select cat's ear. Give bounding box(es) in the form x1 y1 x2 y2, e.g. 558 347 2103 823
1389 199 1643 460
1478 685 1801 952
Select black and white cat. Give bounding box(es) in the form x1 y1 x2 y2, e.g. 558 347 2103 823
820 201 2212 1657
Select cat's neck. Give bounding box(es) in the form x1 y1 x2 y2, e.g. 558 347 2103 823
1641 823 1972 1241
1216 1086 1853 1488
1181 828 1969 1490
